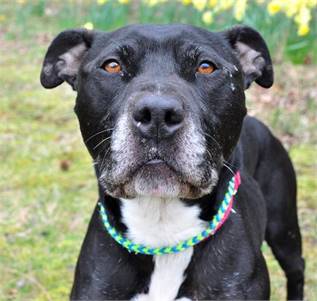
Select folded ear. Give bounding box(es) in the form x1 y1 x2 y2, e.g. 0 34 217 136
40 29 94 90
224 25 273 89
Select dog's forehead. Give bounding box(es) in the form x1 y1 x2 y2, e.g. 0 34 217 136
105 24 221 48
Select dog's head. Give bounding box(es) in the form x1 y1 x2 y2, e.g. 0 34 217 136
41 24 273 199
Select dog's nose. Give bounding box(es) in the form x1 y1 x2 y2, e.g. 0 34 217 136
132 95 184 140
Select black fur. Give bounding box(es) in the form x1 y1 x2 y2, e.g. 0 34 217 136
40 24 304 300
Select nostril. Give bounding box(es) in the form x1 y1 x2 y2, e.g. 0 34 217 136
165 109 184 126
133 107 152 125
140 108 151 124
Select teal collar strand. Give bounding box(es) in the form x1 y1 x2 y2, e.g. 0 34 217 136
99 171 241 255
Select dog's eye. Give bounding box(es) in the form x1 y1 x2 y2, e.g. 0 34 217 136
197 61 215 74
102 60 122 74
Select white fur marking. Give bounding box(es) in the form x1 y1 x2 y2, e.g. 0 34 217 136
121 197 205 301
133 250 193 301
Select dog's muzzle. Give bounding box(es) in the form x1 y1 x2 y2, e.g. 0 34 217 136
99 92 219 199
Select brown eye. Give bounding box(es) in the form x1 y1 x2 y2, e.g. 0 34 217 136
197 61 215 74
103 60 121 73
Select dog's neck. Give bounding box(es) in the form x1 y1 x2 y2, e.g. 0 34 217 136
96 166 236 237
120 196 207 247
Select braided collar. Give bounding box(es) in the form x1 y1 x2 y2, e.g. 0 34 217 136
99 171 241 255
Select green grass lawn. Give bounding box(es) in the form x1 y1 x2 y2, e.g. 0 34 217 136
0 10 317 301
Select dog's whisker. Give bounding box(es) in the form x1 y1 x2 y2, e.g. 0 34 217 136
85 129 109 143
93 136 112 150
223 162 235 177
206 149 213 161
84 122 114 144
223 160 238 170
100 147 111 171
203 132 222 150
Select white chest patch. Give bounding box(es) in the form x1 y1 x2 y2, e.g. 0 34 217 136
121 197 206 301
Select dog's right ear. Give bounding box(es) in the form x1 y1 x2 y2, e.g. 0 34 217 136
40 29 94 90
222 25 273 89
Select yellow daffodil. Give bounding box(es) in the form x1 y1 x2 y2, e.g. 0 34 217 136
182 0 192 5
97 0 108 5
298 23 310 35
202 10 213 24
193 0 207 11
219 0 234 10
118 0 130 4
295 6 311 25
83 22 94 30
265 0 316 35
268 0 282 15
208 0 218 8
234 0 247 21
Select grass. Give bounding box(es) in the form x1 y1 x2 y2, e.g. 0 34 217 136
0 2 316 300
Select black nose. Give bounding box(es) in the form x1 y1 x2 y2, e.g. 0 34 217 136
132 95 184 140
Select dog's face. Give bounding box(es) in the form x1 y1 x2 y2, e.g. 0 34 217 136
41 24 273 199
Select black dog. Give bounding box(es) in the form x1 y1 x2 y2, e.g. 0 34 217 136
40 24 305 300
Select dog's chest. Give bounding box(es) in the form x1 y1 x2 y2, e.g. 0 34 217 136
121 197 206 301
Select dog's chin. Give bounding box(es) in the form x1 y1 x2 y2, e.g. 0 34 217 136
131 162 181 198
104 161 215 199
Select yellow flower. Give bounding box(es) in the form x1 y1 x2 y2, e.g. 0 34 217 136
284 3 298 17
208 0 217 8
307 0 317 7
267 1 282 15
118 0 130 4
192 0 207 11
182 0 192 5
97 0 108 5
219 0 234 10
294 6 312 35
295 6 311 25
146 0 159 6
298 23 310 36
0 15 6 22
264 0 316 36
83 22 94 30
202 10 213 24
234 0 247 21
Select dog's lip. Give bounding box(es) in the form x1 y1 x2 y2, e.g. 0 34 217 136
145 159 165 165
132 158 180 180
112 158 213 192
104 157 216 198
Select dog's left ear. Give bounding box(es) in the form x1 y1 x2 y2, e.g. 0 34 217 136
40 29 94 90
223 25 273 89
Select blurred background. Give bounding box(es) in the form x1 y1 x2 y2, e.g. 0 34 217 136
0 0 316 300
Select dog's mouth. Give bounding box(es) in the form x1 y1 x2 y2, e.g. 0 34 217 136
100 156 217 199
138 159 177 180
131 159 181 197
